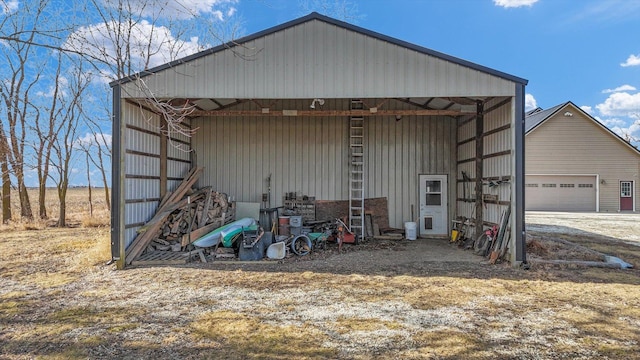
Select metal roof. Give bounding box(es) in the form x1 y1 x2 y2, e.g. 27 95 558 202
524 102 567 133
110 12 527 88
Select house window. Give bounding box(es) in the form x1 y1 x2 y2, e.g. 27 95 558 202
542 183 556 188
621 181 632 197
526 184 538 187
578 184 593 188
560 184 575 188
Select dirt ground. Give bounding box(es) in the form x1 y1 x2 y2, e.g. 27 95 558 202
1 212 640 359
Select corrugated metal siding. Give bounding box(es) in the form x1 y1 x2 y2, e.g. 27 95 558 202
365 103 457 228
191 99 457 228
122 19 515 100
192 99 349 205
526 108 640 212
121 102 192 249
483 99 513 224
166 121 193 191
455 98 513 229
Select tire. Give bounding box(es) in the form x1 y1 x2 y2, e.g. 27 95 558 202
474 233 492 256
291 234 312 256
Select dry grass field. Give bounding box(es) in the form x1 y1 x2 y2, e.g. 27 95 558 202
1 190 639 359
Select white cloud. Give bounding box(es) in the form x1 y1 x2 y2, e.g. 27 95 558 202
596 116 626 128
1 0 19 15
607 121 640 143
227 7 236 17
494 0 538 8
211 10 224 21
64 20 205 78
580 105 593 114
596 92 640 117
525 93 537 111
621 54 640 67
103 0 238 20
602 84 637 93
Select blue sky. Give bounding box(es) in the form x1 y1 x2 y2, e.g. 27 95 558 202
229 0 640 140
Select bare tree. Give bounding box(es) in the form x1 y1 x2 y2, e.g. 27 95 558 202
1 149 10 223
0 0 52 220
0 0 78 221
64 0 244 141
49 62 91 227
82 117 112 211
29 51 68 219
620 113 640 149
85 150 93 217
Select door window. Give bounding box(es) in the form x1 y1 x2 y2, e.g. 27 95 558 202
621 181 632 197
425 180 442 205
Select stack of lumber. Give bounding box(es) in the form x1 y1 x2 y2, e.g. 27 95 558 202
125 167 234 265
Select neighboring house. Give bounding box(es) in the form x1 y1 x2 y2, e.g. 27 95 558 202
110 12 528 268
525 101 640 212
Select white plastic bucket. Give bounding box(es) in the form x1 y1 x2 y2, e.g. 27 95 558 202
404 222 417 240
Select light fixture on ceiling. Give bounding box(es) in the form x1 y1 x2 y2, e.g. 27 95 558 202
310 98 325 109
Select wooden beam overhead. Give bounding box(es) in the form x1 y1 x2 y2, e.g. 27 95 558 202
188 109 464 117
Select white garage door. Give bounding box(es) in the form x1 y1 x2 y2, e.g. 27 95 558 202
525 175 596 211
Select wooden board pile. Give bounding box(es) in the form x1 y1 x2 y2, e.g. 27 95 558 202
125 167 235 265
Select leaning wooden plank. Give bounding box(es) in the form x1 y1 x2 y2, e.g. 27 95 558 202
135 199 186 234
125 197 192 265
158 190 172 211
126 169 205 264
198 187 214 228
158 167 197 209
181 221 221 247
159 167 203 212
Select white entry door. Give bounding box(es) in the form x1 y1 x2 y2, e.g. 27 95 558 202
419 175 448 236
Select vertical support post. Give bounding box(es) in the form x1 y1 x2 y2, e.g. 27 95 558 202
111 85 125 269
160 131 168 199
514 84 527 264
474 100 484 239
